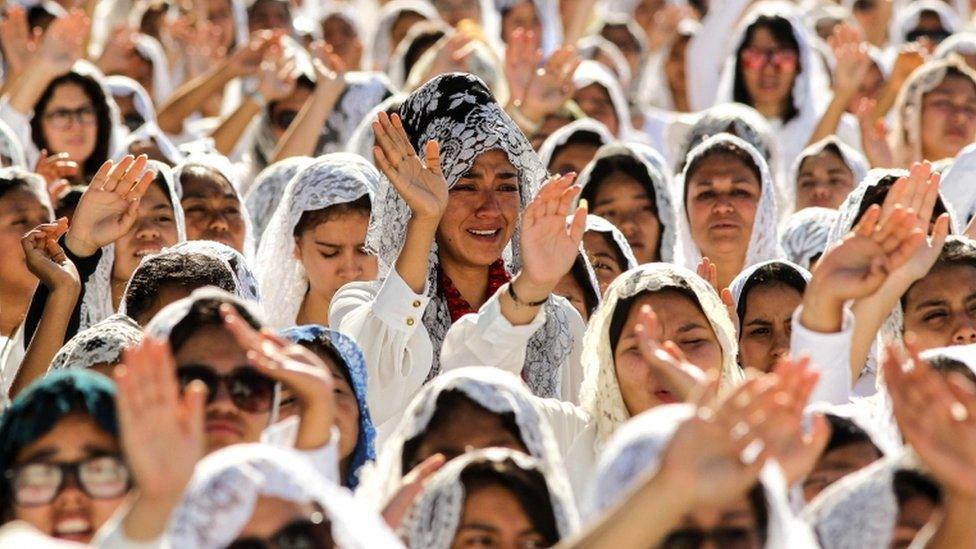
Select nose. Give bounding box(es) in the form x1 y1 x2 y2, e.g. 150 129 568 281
475 189 502 218
713 197 735 215
207 211 230 233
336 251 363 279
952 315 976 344
134 218 161 240
811 182 832 201
52 474 87 509
207 381 237 411
771 330 790 361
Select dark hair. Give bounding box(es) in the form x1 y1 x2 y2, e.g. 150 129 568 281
548 130 606 171
124 253 238 324
735 263 808 326
459 458 561 546
26 5 57 31
55 185 85 220
608 285 703 356
30 71 114 180
853 176 948 229
400 390 525 474
824 414 882 455
733 15 801 124
569 253 600 319
403 26 447 79
0 169 45 202
893 469 942 507
902 238 976 311
748 484 770 546
167 295 261 353
179 164 233 192
293 194 372 236
927 354 976 384
685 141 763 197
593 231 629 272
293 337 352 386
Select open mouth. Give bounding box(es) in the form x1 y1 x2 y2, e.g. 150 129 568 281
655 389 678 404
54 517 93 540
466 228 501 240
133 245 161 258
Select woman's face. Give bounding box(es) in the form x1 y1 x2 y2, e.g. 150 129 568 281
205 0 236 50
450 483 548 549
501 2 541 45
665 36 690 108
920 74 976 162
739 26 798 114
112 182 178 284
11 412 125 544
795 149 855 210
664 495 763 549
891 495 938 549
321 15 363 71
433 0 481 26
391 12 426 55
802 439 881 503
248 0 292 33
583 231 625 295
591 172 661 265
614 291 723 416
294 211 377 315
573 84 619 136
845 63 884 114
902 264 976 351
686 153 761 264
40 82 98 165
548 142 598 176
437 150 520 270
180 169 246 253
410 398 528 469
0 187 51 295
738 282 802 373
601 24 642 75
554 269 588 321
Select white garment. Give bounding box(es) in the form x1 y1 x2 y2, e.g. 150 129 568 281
0 325 25 404
685 0 753 111
790 306 855 405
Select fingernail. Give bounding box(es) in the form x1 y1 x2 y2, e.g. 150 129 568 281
579 198 588 211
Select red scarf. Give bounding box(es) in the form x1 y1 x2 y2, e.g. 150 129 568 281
438 259 511 323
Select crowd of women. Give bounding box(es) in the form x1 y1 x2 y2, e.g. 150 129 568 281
4 0 976 547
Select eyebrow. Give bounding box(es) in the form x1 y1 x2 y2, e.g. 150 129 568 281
676 322 707 334
745 319 772 327
459 524 500 534
913 298 948 311
16 447 58 464
182 190 238 200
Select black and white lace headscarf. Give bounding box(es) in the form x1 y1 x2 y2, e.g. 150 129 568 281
400 448 579 548
48 314 142 371
365 72 574 397
256 153 379 328
780 207 838 270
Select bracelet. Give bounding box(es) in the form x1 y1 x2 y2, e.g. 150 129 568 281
506 281 548 307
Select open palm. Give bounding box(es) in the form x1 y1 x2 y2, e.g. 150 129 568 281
519 174 587 289
372 112 448 222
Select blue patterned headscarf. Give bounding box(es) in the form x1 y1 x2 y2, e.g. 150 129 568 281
279 325 375 488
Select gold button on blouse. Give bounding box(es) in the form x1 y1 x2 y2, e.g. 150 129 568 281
406 317 415 326
412 300 422 308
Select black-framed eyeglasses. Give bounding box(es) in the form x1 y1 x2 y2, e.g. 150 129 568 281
225 512 333 549
43 105 97 130
176 364 277 413
661 526 760 549
5 455 130 507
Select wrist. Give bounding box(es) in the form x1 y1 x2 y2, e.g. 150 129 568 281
64 231 99 258
50 281 81 298
511 272 552 305
800 294 845 333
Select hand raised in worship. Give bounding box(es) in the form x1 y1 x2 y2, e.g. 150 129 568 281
35 149 78 204
381 454 447 530
504 27 542 107
64 155 156 257
517 173 587 297
227 29 284 78
97 26 139 75
646 4 697 52
519 46 580 123
633 304 709 403
256 43 297 103
855 98 895 169
372 112 449 224
309 40 347 98
35 9 89 77
0 6 41 77
220 304 336 450
697 256 739 332
828 24 871 100
21 218 80 292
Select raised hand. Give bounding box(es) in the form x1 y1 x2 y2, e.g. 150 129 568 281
504 27 542 106
35 149 78 204
64 155 156 257
697 257 739 331
372 112 449 223
21 218 80 292
426 32 476 78
646 4 697 52
517 174 587 296
381 454 446 529
856 98 895 168
35 9 89 77
97 26 138 75
519 46 580 123
256 44 297 103
309 39 346 98
828 24 871 100
633 304 709 402
227 29 283 78
0 6 41 78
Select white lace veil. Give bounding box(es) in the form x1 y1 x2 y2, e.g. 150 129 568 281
243 156 315 243
585 215 638 271
940 142 976 225
256 153 380 329
780 206 838 270
536 118 615 170
355 366 576 512
48 314 142 371
368 0 442 72
576 141 677 263
673 133 784 272
345 95 406 161
578 264 745 448
106 76 184 165
728 259 812 312
78 160 186 331
934 31 976 59
571 60 634 139
143 286 265 342
589 403 819 547
131 33 172 104
166 443 403 549
400 448 578 548
786 137 868 217
0 118 26 168
165 240 261 303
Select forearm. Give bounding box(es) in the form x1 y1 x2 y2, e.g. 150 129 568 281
499 273 549 326
807 90 855 146
156 63 235 134
11 285 79 397
6 66 56 115
876 76 905 119
848 274 915 377
271 85 343 162
394 218 438 294
920 493 976 549
294 400 332 450
210 98 261 156
120 492 182 542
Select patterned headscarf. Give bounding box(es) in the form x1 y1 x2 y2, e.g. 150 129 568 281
49 314 142 371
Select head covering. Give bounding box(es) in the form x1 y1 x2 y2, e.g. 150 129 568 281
635 18 701 112
131 33 173 104
243 156 315 243
256 153 379 329
49 314 142 371
576 35 633 92
939 141 976 225
345 95 406 161
728 259 812 317
578 264 745 447
166 443 402 548
368 0 442 72
589 403 819 547
493 0 563 56
106 75 184 165
404 33 507 97
890 57 976 166
584 214 638 271
279 325 375 488
357 366 577 512
0 118 27 168
576 141 676 263
400 448 579 548
890 0 961 46
79 160 186 330
933 31 976 59
164 240 261 303
144 287 265 346
666 102 780 178
787 137 869 216
386 19 451 89
365 72 575 396
673 133 784 272
572 61 633 139
780 206 839 270
536 118 615 169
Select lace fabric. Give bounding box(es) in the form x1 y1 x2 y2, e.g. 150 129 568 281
400 448 579 548
572 60 634 139
256 153 380 329
367 0 442 73
243 156 315 243
666 103 780 179
577 264 745 449
729 259 812 309
48 314 142 371
673 133 784 273
536 118 615 170
780 207 838 270
585 215 639 271
0 118 26 169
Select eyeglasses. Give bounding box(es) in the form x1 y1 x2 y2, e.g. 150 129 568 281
43 105 97 130
661 527 759 549
176 365 277 413
270 109 299 130
5 455 130 507
225 512 333 549
740 47 798 72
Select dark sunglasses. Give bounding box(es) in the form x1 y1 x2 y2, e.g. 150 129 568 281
661 526 759 549
176 364 277 413
271 109 299 130
225 513 333 549
5 455 130 507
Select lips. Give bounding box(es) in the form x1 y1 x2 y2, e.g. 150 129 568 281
133 244 162 258
466 228 502 242
655 390 678 404
53 517 93 541
206 418 244 438
709 221 740 232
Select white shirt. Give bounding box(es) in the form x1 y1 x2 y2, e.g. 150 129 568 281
790 305 856 405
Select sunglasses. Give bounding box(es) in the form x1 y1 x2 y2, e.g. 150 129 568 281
740 47 798 72
661 527 758 549
5 455 130 507
176 365 277 413
225 513 333 549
